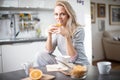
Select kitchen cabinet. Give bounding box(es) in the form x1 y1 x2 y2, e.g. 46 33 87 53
18 0 55 9
0 46 2 73
2 42 45 73
18 0 43 8
0 0 55 9
0 0 18 7
0 56 2 73
42 0 55 9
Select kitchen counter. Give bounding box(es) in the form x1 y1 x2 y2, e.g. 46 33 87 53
0 37 47 45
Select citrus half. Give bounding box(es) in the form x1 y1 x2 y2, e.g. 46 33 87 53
29 69 43 80
56 23 62 27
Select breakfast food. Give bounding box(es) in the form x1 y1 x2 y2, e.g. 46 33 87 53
29 69 43 80
55 23 62 27
70 65 87 78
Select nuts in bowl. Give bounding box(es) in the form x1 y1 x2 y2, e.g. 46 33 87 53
70 65 88 79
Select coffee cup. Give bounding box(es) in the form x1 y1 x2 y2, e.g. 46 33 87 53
97 61 111 74
21 61 33 76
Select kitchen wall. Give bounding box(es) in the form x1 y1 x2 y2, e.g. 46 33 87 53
0 0 92 64
91 0 120 61
37 11 55 36
0 19 11 39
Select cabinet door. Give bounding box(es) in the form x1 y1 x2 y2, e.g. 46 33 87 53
2 42 45 72
0 46 1 56
44 0 55 9
18 0 42 8
0 0 18 7
18 0 55 9
0 56 2 73
0 46 2 73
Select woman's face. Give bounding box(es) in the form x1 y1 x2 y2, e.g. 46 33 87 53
54 5 69 26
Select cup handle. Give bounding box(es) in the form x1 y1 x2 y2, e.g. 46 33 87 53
106 65 111 73
21 63 29 76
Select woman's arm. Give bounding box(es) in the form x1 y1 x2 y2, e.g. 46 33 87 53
45 25 57 53
65 36 77 57
46 33 53 52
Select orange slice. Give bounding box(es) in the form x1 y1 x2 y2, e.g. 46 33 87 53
56 23 62 27
29 69 43 80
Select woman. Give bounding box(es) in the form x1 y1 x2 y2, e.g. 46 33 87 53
35 0 89 67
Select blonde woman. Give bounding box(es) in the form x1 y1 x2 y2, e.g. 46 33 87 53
35 0 89 67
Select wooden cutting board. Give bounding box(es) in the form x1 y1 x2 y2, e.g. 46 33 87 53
21 74 55 80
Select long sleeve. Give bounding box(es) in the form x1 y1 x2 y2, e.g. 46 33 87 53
72 27 89 65
45 34 57 54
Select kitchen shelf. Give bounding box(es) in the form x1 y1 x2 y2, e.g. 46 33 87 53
0 7 53 11
0 6 53 42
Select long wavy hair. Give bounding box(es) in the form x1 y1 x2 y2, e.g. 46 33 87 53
55 0 81 36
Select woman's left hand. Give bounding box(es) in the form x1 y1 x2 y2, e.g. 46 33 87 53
56 26 70 38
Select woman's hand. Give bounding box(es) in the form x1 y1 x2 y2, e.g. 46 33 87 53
56 26 70 38
47 24 58 35
48 24 70 38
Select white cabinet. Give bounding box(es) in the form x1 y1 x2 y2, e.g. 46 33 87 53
18 0 55 9
0 0 18 7
0 57 2 73
18 0 44 8
0 0 55 9
0 56 2 73
0 46 2 73
43 0 55 9
2 42 45 73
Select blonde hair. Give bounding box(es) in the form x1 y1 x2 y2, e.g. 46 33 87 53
55 0 80 36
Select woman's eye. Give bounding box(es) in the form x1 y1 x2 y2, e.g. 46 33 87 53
54 13 67 17
61 13 66 16
54 13 58 16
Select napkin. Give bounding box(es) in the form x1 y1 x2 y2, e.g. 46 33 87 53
46 64 68 71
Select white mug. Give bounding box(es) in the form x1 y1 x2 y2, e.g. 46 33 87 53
21 61 33 76
97 61 111 74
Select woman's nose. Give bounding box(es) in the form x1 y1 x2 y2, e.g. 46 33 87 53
57 14 61 19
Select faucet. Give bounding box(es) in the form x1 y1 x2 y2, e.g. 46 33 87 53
15 31 20 38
